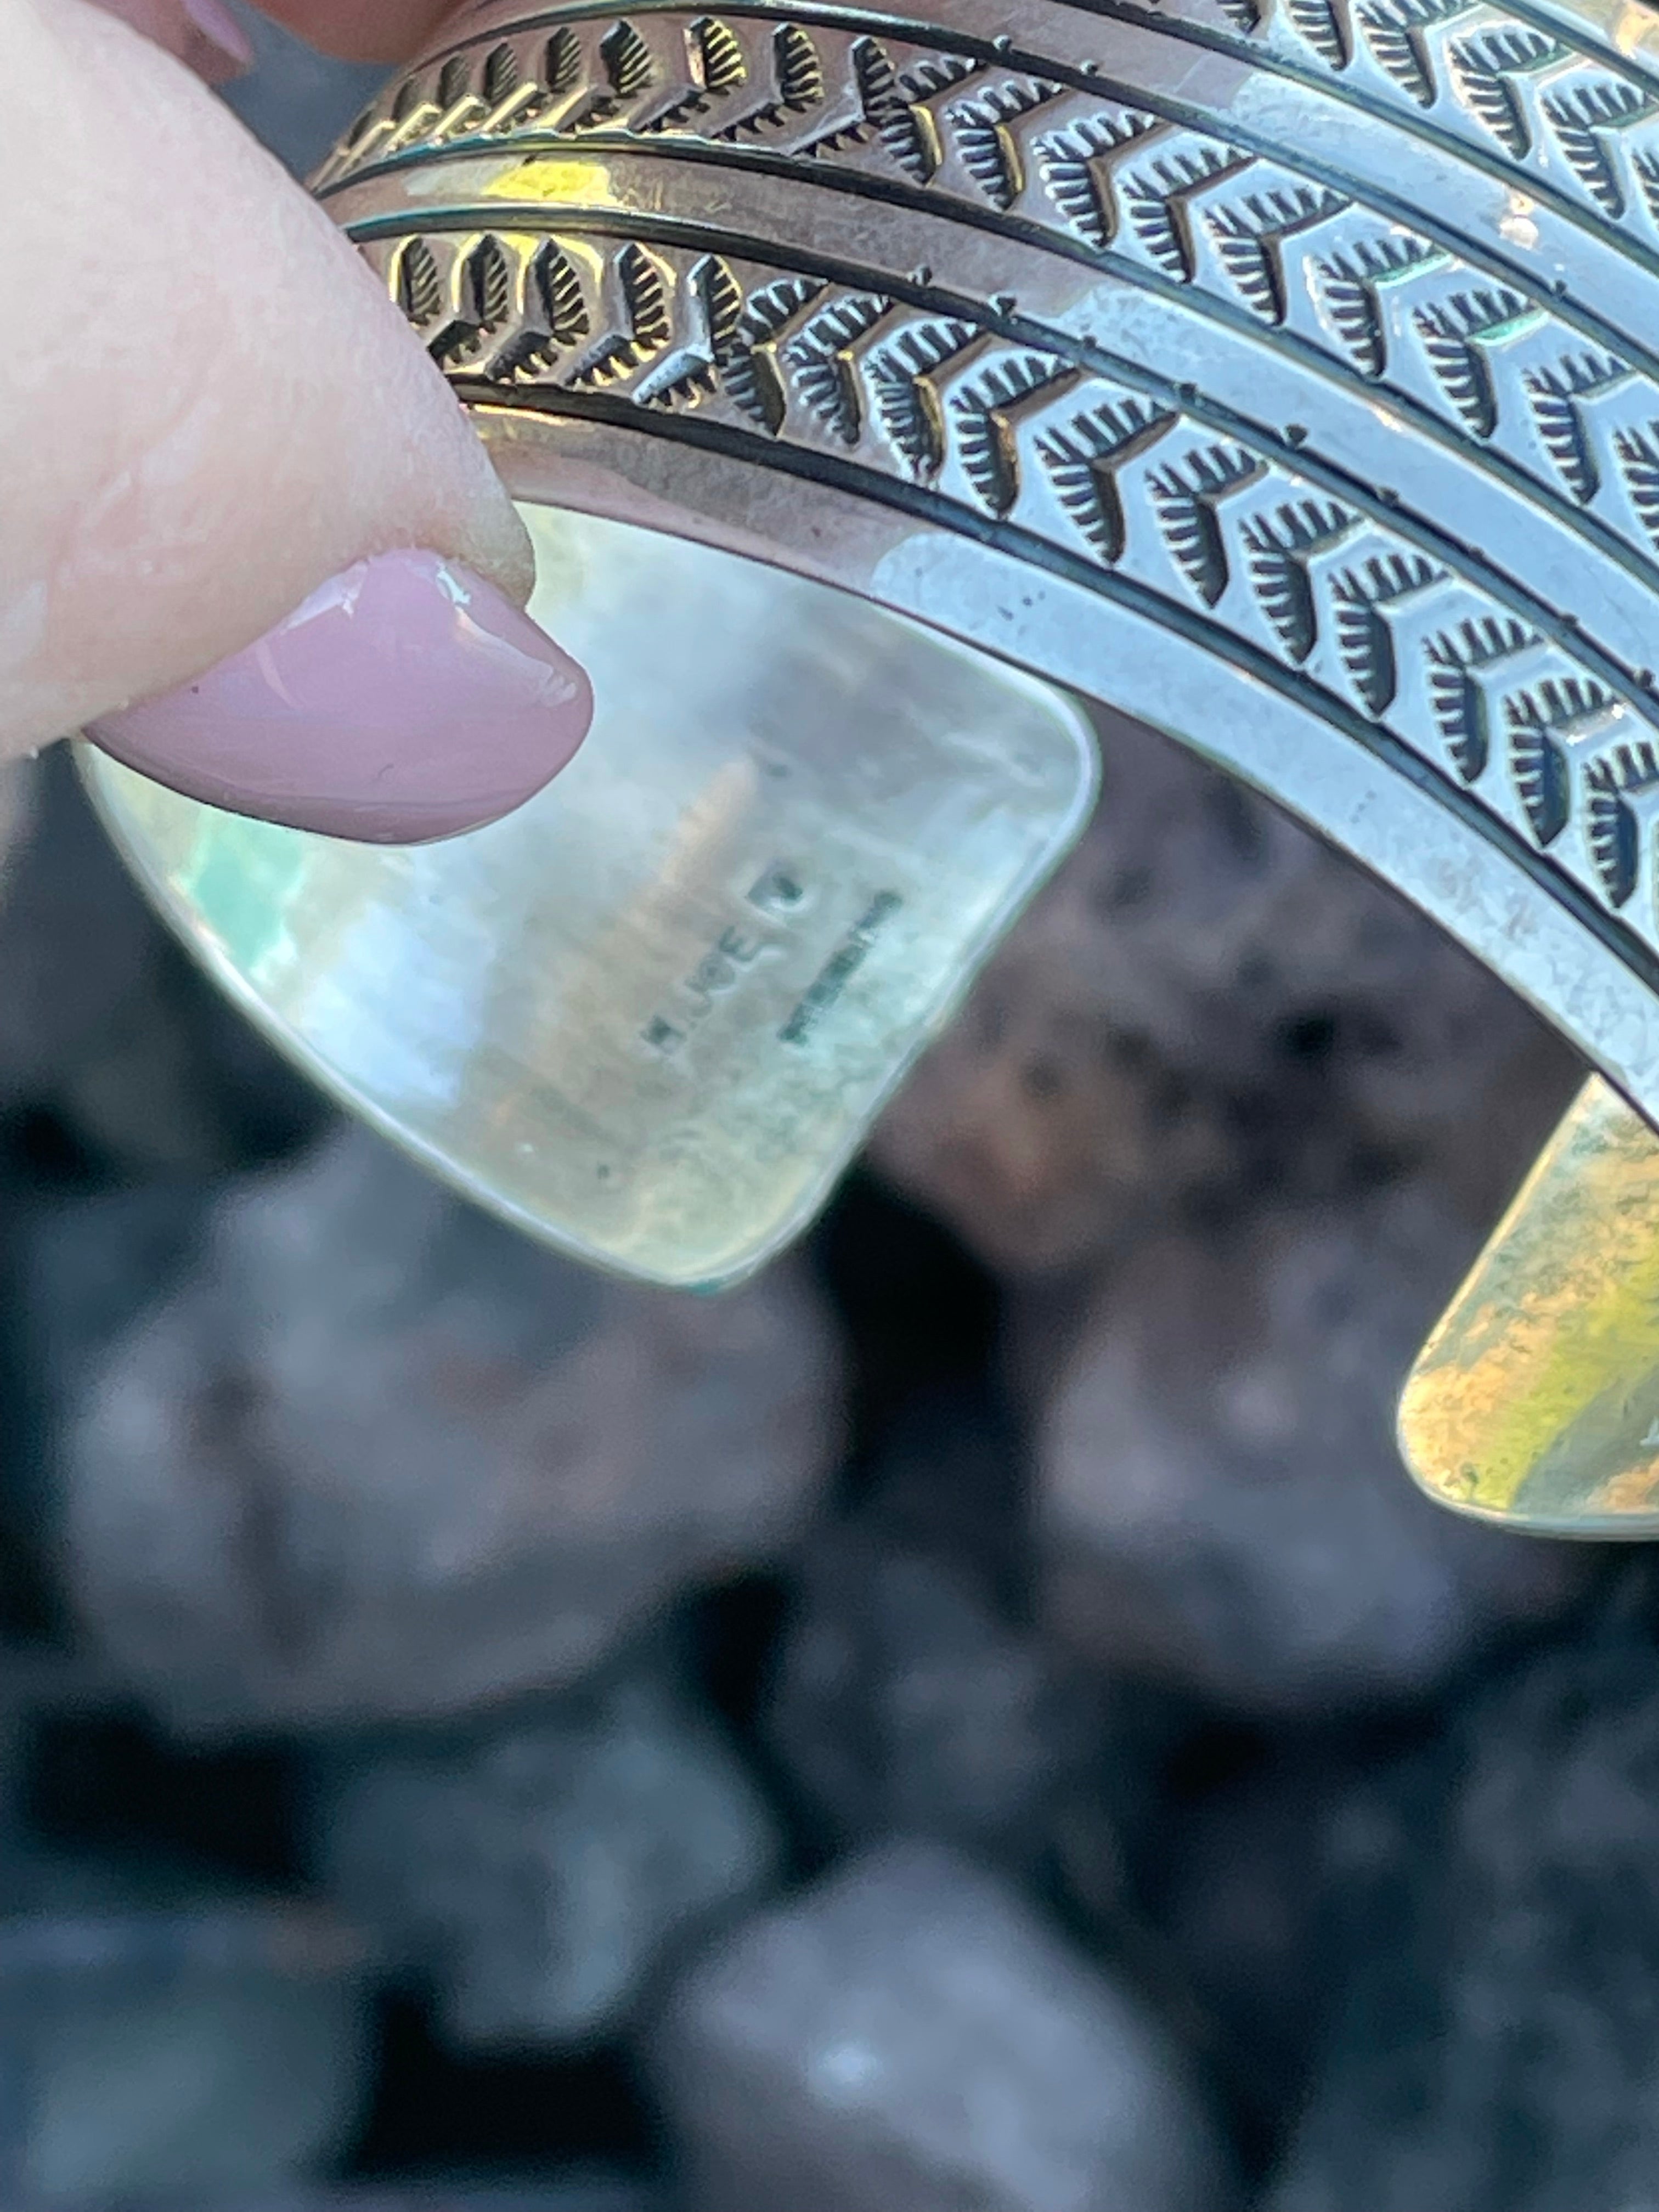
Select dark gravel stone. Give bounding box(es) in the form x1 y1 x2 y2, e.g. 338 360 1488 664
872 709 1578 1275
61 1127 844 1735
0 1857 371 2206
1032 1180 1594 1713
650 1838 1234 2212
321 1666 778 2053
1266 1578 1659 2211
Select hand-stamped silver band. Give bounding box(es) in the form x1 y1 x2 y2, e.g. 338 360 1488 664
317 0 1659 1118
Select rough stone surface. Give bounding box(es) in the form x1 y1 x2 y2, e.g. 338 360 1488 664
0 758 328 1173
1033 1180 1595 1714
0 1860 370 2206
61 1126 844 1735
764 1526 1094 1866
1265 1580 1659 2211
0 1182 227 1641
0 758 159 1121
1142 1735 1414 2160
321 1667 778 2052
761 1384 1122 1874
872 709 1579 1274
20 1181 218 1421
650 1838 1233 2212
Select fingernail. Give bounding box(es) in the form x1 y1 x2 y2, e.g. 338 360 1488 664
179 0 255 78
88 551 593 845
100 0 256 82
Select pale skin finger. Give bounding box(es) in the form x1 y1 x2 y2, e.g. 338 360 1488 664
3 0 591 840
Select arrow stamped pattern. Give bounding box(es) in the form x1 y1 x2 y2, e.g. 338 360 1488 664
319 10 1659 594
355 215 1659 957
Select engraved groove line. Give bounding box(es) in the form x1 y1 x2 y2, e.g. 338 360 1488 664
313 0 1659 458
324 0 1659 287
359 215 1659 945
317 12 1659 598
358 195 1658 688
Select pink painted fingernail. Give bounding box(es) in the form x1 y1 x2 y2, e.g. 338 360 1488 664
100 0 255 82
180 0 255 77
88 552 594 845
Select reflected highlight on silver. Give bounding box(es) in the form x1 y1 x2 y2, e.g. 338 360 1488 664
82 0 1659 1525
294 0 1659 1136
81 507 1098 1289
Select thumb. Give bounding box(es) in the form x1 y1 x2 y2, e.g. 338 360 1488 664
2 0 590 842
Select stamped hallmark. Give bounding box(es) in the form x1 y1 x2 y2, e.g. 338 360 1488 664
639 861 808 1057
780 891 904 1047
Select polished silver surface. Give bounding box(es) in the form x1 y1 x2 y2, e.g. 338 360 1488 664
302 0 1659 1126
81 507 1097 1288
94 0 1659 1304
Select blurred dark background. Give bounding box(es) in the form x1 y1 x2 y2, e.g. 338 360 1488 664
0 21 1652 2211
